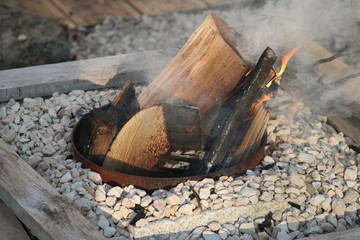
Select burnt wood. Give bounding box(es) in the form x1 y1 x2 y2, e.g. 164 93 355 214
87 80 140 165
203 47 277 172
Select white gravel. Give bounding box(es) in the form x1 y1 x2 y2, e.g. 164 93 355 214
1 84 360 239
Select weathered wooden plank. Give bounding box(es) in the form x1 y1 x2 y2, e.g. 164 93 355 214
0 139 107 240
9 0 68 20
51 0 140 26
0 200 31 240
202 0 237 6
0 49 176 103
127 0 208 15
288 34 360 146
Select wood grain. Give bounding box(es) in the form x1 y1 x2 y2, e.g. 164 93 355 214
51 0 140 26
0 200 31 240
138 13 250 116
0 139 106 240
127 0 208 15
0 49 176 103
103 104 201 172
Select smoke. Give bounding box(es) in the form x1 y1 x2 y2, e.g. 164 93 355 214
217 0 360 118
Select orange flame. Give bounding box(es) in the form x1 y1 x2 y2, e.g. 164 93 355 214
246 93 273 121
266 45 302 88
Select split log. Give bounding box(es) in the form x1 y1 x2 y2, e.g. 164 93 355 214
87 80 139 165
203 47 277 171
138 12 250 117
287 34 360 146
0 139 106 240
102 104 201 172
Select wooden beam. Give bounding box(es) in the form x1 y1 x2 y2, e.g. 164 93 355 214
0 139 107 240
0 49 176 103
287 34 360 146
0 200 31 240
51 0 140 26
126 0 208 15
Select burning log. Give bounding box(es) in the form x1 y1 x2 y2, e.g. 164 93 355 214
74 12 280 186
101 12 252 173
203 48 277 172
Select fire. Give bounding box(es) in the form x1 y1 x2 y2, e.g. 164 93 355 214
246 93 273 121
266 45 302 88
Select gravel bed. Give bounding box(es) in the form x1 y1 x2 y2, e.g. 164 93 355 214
1 85 360 239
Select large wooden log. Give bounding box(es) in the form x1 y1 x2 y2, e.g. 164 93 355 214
0 139 106 240
102 104 201 172
138 12 250 116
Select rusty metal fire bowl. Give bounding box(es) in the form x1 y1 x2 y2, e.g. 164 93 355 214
72 116 266 191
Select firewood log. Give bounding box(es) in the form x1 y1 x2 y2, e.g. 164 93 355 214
86 80 139 165
138 12 250 117
102 104 201 172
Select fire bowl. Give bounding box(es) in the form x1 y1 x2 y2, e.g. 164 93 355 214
72 116 266 191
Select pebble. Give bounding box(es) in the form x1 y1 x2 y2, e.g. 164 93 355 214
331 199 346 216
103 226 117 238
239 187 257 197
178 204 193 215
166 194 183 205
88 171 102 184
287 216 299 231
153 199 166 212
199 188 211 199
218 228 229 239
135 219 148 227
309 194 326 207
202 230 222 240
344 167 357 180
290 172 305 187
239 222 255 234
342 190 359 204
107 186 123 197
97 215 109 229
276 231 291 240
297 152 316 164
95 189 107 202
208 221 221 231
259 191 273 202
59 172 72 183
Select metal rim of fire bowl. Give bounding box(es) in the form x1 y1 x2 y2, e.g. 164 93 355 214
71 117 266 191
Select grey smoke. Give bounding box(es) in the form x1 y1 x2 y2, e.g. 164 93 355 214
219 0 360 118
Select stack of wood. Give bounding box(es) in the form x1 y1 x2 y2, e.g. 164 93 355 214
75 13 278 177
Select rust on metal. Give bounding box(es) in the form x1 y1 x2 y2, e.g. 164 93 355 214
72 118 265 191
